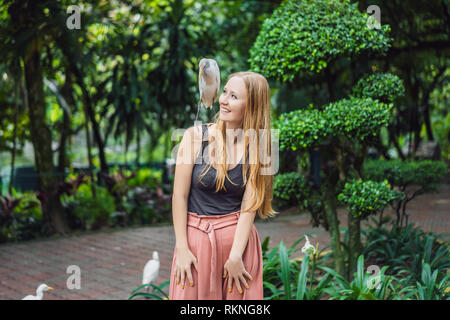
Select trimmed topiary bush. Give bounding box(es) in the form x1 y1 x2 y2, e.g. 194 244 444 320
363 159 449 226
248 0 392 82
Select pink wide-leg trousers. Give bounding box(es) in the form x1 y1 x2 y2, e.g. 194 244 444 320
169 210 264 300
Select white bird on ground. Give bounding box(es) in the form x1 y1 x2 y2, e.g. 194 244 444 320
196 58 220 122
301 235 316 254
22 283 54 300
143 251 160 293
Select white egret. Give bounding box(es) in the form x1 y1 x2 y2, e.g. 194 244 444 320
143 251 160 294
196 58 220 122
22 283 54 300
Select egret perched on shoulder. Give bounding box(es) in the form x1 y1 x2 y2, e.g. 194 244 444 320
22 284 54 300
196 58 220 122
143 251 160 293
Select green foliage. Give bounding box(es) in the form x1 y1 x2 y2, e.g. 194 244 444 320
319 255 412 300
105 167 170 227
351 72 405 103
249 0 392 81
274 97 393 151
363 221 450 300
125 168 162 189
128 279 170 300
0 189 46 243
409 260 450 300
262 236 333 300
363 159 448 226
337 178 404 219
429 81 450 160
273 107 328 151
363 159 448 190
273 172 313 208
61 180 116 230
362 220 450 285
324 97 393 142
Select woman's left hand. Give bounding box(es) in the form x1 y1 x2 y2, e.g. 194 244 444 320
223 254 253 294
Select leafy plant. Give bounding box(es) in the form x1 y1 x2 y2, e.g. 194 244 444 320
262 236 333 300
338 178 404 277
249 0 392 82
338 179 404 219
128 279 170 300
363 159 448 227
0 189 46 243
351 73 405 103
61 179 116 230
406 260 450 300
319 255 414 300
362 220 450 284
273 172 313 209
99 167 171 227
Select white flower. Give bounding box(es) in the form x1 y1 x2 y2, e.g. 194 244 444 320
301 235 316 254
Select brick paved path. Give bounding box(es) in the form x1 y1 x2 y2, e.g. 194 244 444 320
1 184 448 300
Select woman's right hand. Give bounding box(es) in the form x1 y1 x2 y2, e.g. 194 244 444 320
174 246 199 288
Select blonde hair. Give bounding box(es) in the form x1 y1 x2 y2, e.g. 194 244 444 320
197 71 278 220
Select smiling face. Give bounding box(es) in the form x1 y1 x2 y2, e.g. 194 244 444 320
219 76 247 128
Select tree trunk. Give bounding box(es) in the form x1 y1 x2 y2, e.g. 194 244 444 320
73 71 109 175
58 69 75 175
136 126 141 166
323 181 345 277
9 72 20 195
24 42 70 235
423 102 434 141
348 212 362 281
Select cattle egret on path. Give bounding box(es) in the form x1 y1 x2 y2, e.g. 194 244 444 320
143 251 160 293
22 284 54 300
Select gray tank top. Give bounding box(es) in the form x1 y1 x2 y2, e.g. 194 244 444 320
187 124 248 216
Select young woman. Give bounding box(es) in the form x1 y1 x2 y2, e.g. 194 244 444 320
169 71 277 300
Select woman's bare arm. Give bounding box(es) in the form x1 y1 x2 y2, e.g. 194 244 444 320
223 181 257 293
229 181 257 258
172 125 202 249
171 125 203 287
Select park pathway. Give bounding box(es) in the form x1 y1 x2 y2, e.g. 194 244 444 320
0 183 448 300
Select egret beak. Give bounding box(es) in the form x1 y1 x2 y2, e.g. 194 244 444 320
48 287 54 290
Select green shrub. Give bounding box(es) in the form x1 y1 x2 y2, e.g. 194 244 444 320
262 236 333 300
273 172 313 208
363 159 449 226
363 159 448 189
273 97 393 152
61 180 116 230
249 0 392 82
100 167 170 227
405 260 450 300
0 189 46 243
351 73 405 103
320 255 413 300
337 179 404 219
362 220 450 283
126 168 162 189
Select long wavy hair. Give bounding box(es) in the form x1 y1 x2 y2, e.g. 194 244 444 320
197 71 278 220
